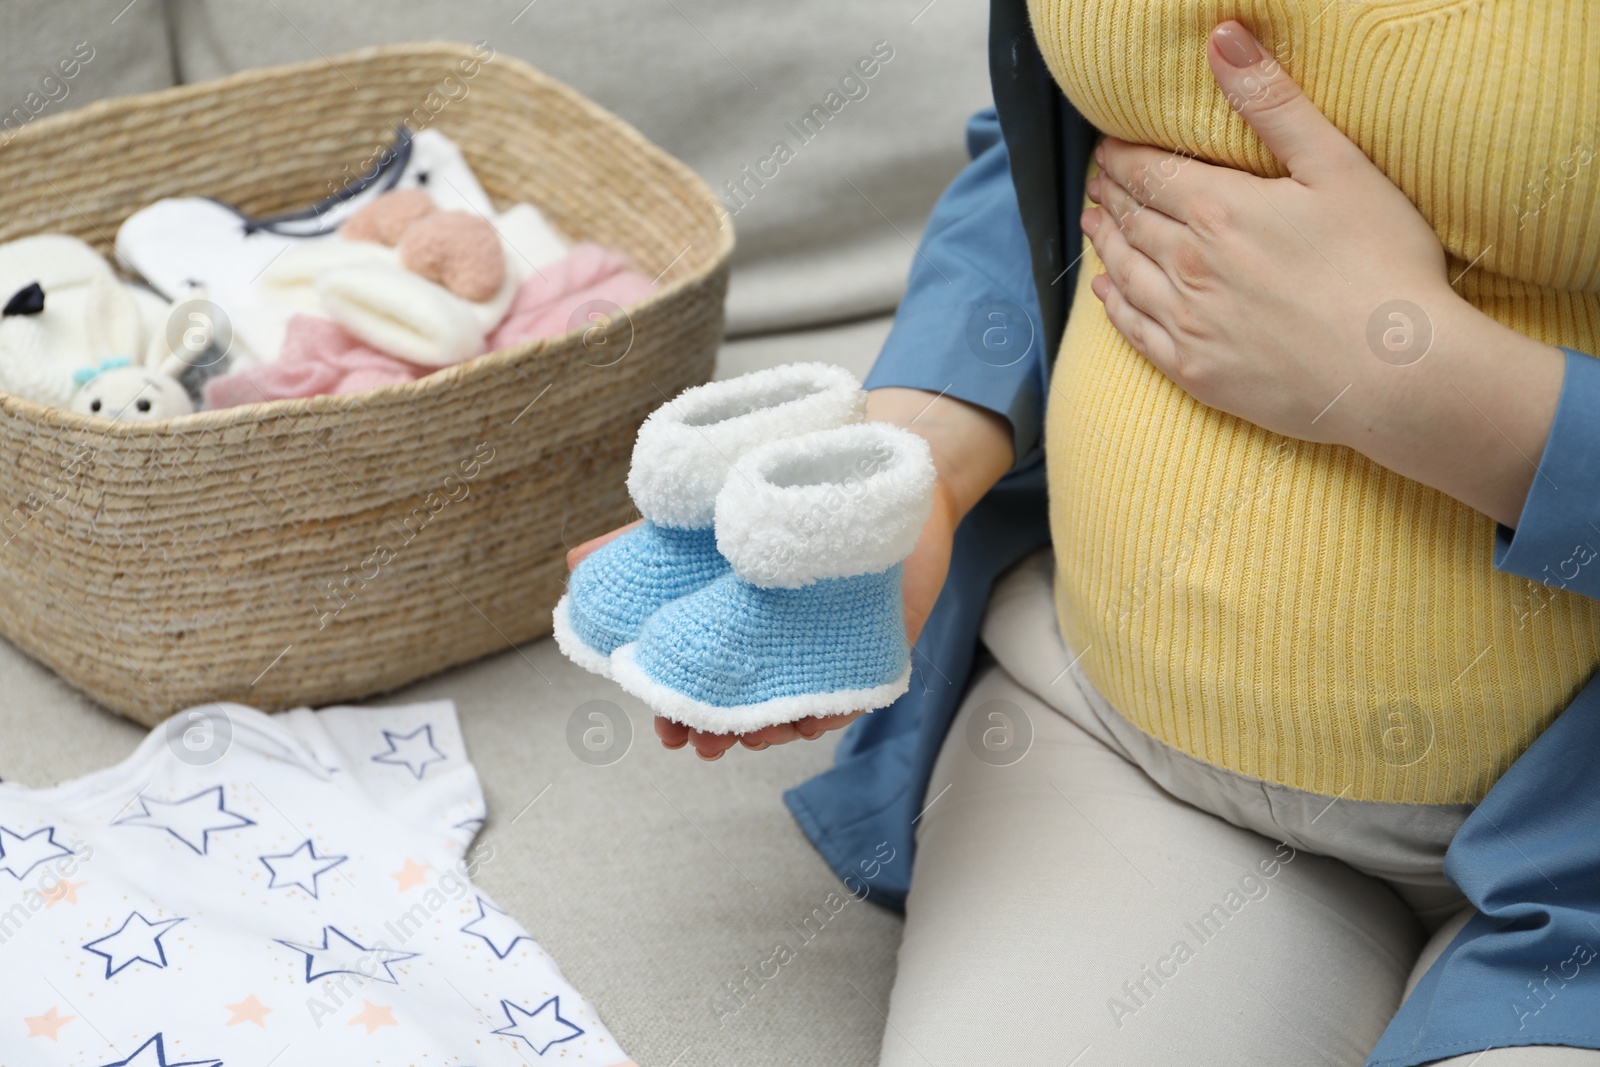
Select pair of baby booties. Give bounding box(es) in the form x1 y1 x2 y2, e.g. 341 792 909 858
552 363 936 734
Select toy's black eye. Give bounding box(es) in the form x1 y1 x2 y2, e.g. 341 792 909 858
136 399 151 412
89 399 101 412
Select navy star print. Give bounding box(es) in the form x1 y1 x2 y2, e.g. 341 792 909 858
98 1032 221 1067
492 995 584 1054
83 911 186 978
0 823 71 879
369 723 447 779
275 925 420 985
258 839 348 899
113 785 255 855
461 896 532 959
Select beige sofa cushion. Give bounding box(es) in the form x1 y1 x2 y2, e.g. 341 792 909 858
0 0 174 142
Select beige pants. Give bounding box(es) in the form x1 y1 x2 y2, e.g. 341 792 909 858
881 554 1600 1067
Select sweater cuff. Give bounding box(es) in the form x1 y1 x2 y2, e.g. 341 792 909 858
863 297 1043 465
1493 347 1600 599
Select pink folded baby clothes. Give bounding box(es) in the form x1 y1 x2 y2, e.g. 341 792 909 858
487 242 656 350
204 244 657 408
203 314 435 407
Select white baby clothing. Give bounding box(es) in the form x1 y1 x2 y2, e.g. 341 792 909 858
264 234 520 368
0 700 633 1066
115 129 567 369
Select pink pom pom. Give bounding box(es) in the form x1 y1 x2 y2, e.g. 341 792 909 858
340 188 437 246
398 211 507 301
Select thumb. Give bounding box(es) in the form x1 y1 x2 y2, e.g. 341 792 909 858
565 518 641 571
1208 21 1362 180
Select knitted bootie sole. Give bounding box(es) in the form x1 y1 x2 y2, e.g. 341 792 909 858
553 362 865 677
551 593 616 677
611 642 912 734
610 423 935 732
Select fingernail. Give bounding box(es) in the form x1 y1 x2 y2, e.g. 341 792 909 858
1215 22 1264 68
1095 144 1104 165
697 749 724 762
1081 208 1100 236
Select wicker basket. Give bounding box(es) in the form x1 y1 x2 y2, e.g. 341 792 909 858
0 42 732 726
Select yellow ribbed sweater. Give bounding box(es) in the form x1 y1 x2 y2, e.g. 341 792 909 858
1031 0 1600 803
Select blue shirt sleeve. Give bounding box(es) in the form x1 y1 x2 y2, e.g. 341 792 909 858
1493 347 1600 601
863 108 1049 467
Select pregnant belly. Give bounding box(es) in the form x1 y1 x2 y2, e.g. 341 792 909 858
1045 220 1600 805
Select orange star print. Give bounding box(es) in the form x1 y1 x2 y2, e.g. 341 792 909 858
348 1000 398 1034
388 858 431 891
224 995 272 1027
24 1006 74 1039
40 878 85 907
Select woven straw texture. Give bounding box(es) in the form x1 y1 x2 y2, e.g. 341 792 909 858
0 42 732 727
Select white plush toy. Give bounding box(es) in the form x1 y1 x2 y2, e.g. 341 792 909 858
68 290 226 421
0 234 173 408
70 355 195 421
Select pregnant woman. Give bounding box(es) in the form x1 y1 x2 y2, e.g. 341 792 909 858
574 2 1600 1062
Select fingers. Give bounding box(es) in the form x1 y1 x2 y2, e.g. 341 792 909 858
687 729 739 760
1089 172 1188 273
810 710 866 735
1082 206 1180 329
741 721 803 748
1091 273 1178 373
1094 139 1216 225
566 518 643 571
655 710 867 758
1207 21 1368 180
655 716 690 749
656 714 738 761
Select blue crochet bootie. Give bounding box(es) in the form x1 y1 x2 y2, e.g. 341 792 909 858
552 363 865 677
610 422 936 731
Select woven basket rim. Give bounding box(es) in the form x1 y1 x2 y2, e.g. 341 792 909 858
1 39 735 438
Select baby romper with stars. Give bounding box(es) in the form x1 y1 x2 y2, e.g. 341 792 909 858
0 699 635 1067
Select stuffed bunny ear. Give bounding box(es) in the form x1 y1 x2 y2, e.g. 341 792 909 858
142 281 225 373
142 304 186 368
151 351 188 379
143 321 177 369
83 269 142 363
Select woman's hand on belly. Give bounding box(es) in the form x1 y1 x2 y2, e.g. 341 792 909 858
1081 20 1565 527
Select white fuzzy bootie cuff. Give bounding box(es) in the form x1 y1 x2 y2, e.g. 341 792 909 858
626 362 865 529
714 423 935 589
